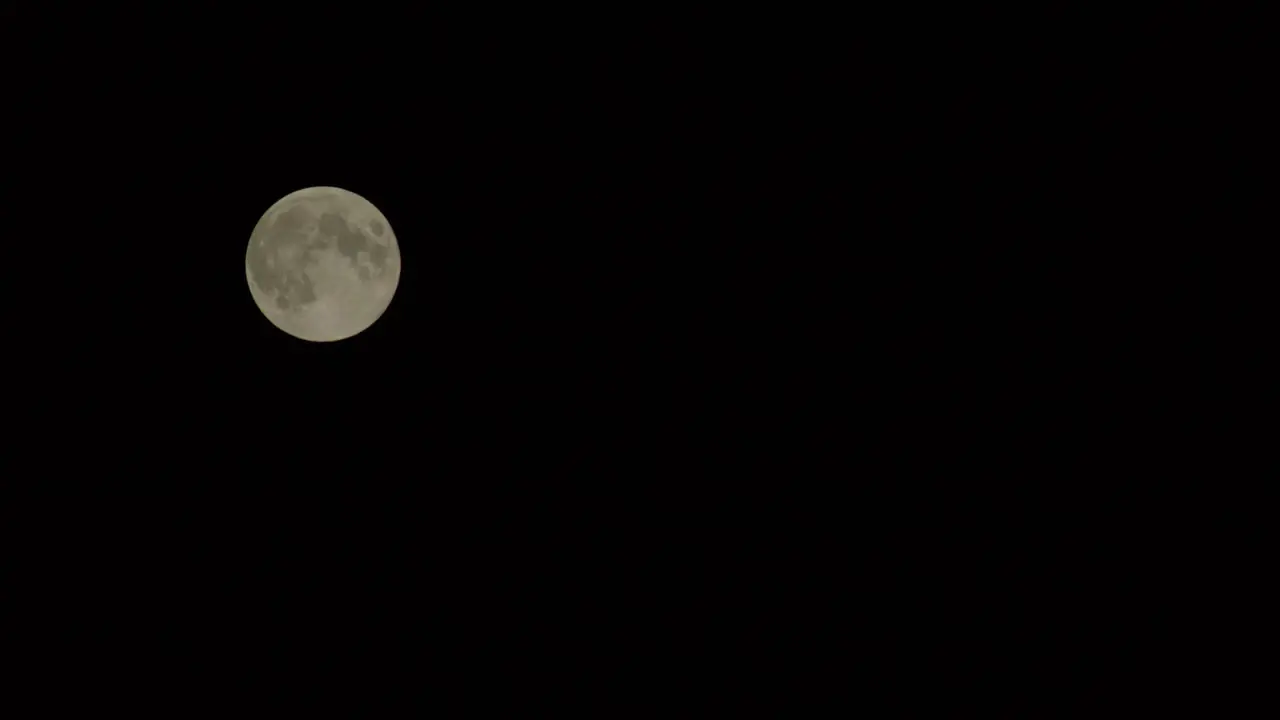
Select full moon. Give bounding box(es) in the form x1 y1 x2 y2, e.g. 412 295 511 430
245 186 401 342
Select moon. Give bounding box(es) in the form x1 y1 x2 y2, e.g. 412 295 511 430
245 186 401 342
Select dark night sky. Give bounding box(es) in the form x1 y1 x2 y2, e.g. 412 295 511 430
6 8 1150 703
4 7 1229 708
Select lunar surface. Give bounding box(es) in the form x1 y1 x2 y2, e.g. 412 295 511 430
245 186 401 342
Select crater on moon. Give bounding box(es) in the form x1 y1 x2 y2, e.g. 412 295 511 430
245 186 401 342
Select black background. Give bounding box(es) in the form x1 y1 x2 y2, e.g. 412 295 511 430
2 6 1242 710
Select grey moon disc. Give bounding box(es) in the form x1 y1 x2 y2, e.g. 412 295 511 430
245 186 401 342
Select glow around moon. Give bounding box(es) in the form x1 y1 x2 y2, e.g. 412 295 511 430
245 186 401 342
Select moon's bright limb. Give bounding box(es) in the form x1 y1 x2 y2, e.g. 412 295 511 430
245 186 401 342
